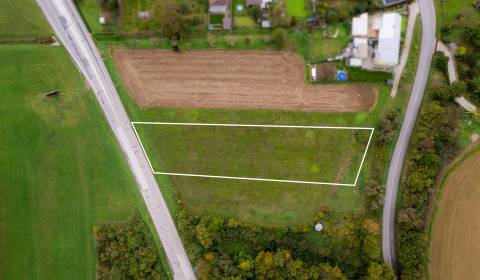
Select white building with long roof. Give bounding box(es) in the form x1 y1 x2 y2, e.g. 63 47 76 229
374 13 402 67
348 12 402 70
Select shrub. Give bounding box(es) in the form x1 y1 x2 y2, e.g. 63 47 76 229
433 52 449 79
94 213 166 280
270 28 287 50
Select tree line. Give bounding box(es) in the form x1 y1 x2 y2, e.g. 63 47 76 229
397 79 462 279
396 12 480 276
176 199 394 280
94 213 167 280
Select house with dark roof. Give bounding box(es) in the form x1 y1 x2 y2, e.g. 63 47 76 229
209 0 232 30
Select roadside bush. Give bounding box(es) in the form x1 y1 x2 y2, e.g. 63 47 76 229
431 81 466 102
433 52 449 80
364 108 400 213
98 0 118 12
397 97 460 279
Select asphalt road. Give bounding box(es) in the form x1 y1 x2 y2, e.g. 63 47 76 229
382 0 436 273
35 1 196 279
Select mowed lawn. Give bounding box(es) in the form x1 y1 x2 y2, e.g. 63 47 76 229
0 45 139 279
0 0 52 40
285 0 308 19
308 24 349 61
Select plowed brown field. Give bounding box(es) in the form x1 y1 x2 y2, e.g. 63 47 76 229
430 150 480 280
112 49 378 112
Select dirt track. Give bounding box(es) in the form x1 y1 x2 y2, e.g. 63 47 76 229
112 49 378 112
430 150 480 280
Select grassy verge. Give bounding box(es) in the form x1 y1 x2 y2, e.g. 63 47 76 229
76 0 103 33
398 17 421 95
0 0 52 41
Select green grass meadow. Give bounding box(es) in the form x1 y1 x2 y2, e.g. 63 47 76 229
134 123 371 226
135 124 370 183
0 0 52 41
0 45 149 279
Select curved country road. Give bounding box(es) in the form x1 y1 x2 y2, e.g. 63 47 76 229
382 0 436 273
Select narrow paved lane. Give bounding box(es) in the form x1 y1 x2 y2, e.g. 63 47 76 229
382 0 436 273
35 1 196 279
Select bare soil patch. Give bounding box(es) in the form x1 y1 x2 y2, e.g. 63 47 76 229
112 49 378 112
430 150 480 280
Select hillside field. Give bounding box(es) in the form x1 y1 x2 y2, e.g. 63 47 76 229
430 148 480 280
0 45 141 279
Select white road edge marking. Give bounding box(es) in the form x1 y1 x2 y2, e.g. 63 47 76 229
131 122 375 187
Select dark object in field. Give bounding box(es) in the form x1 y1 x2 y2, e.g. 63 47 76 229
44 90 60 97
172 45 179 52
